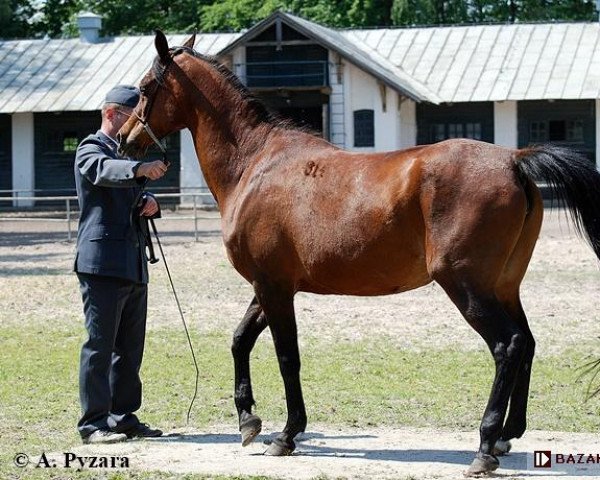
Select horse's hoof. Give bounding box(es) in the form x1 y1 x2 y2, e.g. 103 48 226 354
264 439 294 456
492 439 512 456
240 414 262 447
465 454 499 476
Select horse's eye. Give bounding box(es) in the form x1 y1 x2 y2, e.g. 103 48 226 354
140 86 147 94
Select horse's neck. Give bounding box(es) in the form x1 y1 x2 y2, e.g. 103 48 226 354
188 110 272 208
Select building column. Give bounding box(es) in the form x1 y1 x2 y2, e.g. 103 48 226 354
11 113 35 207
596 99 600 170
375 84 399 152
494 101 518 148
179 128 215 206
329 52 345 148
399 98 417 149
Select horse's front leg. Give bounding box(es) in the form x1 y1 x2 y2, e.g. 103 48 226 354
232 296 268 446
254 282 306 456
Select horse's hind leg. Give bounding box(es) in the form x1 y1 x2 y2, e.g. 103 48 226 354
232 296 268 446
494 298 535 454
435 278 527 475
494 201 542 453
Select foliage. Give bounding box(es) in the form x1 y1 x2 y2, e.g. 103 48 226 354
0 0 598 40
66 0 209 36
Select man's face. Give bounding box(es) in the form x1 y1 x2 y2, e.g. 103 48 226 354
111 106 133 130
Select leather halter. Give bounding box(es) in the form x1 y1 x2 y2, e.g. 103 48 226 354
134 56 173 154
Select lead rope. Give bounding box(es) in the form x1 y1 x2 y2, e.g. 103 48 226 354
149 217 200 425
130 96 198 423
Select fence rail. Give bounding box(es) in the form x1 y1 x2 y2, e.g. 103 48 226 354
0 192 218 242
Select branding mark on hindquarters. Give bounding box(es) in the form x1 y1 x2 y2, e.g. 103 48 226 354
304 161 324 178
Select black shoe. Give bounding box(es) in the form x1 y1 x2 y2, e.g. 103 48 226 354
125 422 163 439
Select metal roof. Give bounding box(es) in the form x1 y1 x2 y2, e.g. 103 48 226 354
342 22 600 102
0 14 598 113
0 33 240 113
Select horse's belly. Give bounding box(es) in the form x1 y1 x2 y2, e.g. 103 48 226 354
298 249 432 296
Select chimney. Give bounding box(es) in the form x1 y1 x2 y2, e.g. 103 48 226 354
77 12 102 43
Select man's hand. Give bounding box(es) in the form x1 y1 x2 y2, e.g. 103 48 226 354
136 160 168 180
140 195 159 217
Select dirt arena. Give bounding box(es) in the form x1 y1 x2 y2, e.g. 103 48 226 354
1 207 599 355
1 207 599 479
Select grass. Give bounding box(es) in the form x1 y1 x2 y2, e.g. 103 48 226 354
1 323 598 479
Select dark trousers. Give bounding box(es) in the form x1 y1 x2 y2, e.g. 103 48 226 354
77 273 147 438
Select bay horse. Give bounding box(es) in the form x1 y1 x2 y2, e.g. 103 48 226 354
118 31 600 475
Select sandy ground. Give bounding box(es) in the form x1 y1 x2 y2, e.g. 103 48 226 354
2 207 600 479
1 208 599 355
57 425 600 479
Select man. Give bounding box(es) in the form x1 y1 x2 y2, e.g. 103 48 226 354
74 84 168 444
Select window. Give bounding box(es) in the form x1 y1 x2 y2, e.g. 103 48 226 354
63 132 78 152
548 120 566 141
530 121 547 143
432 124 445 142
566 120 584 142
530 119 584 144
430 122 482 142
465 123 482 140
354 109 374 147
447 123 463 138
0 130 5 156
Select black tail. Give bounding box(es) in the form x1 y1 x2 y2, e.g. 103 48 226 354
516 144 600 260
516 144 600 398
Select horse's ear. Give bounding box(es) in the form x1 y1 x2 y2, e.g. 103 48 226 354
154 30 170 63
182 31 196 50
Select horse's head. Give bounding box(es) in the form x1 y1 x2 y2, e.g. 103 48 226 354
118 30 195 159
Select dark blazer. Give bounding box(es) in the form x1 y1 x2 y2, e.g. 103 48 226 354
74 130 150 283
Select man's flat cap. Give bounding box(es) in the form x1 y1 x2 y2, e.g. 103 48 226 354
104 85 140 108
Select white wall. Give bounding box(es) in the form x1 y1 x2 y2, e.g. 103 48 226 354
399 98 417 149
494 101 518 148
232 46 246 85
11 112 35 207
179 128 214 206
345 63 398 151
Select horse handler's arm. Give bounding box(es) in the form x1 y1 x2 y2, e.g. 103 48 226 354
76 142 142 188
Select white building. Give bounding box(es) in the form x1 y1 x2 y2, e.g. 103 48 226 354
1 11 599 205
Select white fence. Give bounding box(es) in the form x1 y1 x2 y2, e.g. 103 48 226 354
0 192 218 242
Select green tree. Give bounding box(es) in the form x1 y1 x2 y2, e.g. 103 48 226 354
58 0 208 37
489 0 596 23
200 0 398 31
1 0 598 39
199 0 286 32
42 0 81 37
0 0 38 39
